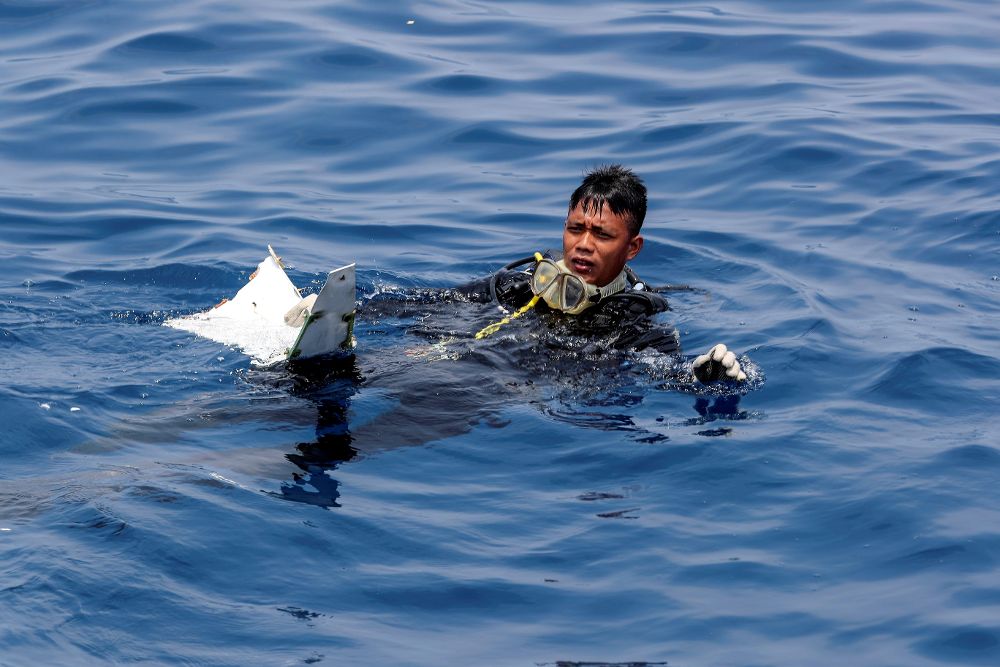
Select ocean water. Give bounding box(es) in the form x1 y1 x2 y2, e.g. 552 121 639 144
2 0 1000 665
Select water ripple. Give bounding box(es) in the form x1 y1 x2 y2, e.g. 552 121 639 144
3 0 1000 664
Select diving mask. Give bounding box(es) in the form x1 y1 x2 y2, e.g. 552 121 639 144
530 258 626 315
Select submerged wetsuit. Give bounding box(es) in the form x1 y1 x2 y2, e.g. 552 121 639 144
457 252 681 356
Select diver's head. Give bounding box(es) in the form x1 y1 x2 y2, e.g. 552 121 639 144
563 164 646 287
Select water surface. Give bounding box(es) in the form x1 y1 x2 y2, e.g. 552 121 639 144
2 1 1000 665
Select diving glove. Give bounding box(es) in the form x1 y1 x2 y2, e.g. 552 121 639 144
693 343 747 384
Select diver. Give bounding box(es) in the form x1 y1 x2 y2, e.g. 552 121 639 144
458 164 748 385
273 165 751 508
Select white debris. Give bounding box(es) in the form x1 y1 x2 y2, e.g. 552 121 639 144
165 254 301 366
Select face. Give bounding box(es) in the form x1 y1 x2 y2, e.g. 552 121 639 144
562 202 643 286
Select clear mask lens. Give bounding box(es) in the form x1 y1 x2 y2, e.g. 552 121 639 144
531 260 561 297
560 276 586 310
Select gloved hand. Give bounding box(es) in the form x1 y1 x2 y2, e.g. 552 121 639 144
693 343 746 384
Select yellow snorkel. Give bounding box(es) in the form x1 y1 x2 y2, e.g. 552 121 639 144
474 252 545 339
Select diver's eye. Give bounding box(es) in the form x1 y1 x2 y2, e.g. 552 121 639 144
565 224 585 234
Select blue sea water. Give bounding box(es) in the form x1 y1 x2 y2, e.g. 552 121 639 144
2 0 1000 665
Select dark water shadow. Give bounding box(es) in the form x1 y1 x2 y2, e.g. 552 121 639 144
271 299 760 509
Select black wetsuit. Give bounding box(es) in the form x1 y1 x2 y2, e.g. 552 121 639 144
456 253 681 356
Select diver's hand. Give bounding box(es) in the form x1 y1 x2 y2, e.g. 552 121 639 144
693 343 747 384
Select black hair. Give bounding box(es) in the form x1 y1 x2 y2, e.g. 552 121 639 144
568 164 647 236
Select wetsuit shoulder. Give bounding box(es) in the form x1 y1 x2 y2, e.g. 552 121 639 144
492 269 533 308
602 289 669 316
579 288 679 355
453 268 533 308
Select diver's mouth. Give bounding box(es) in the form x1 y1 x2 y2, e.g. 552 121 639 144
569 257 595 276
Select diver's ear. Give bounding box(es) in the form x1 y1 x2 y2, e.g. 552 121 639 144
626 234 643 261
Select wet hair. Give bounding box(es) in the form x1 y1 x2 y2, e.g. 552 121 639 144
568 164 647 236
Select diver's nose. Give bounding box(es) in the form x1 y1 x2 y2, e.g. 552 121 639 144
575 228 596 253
